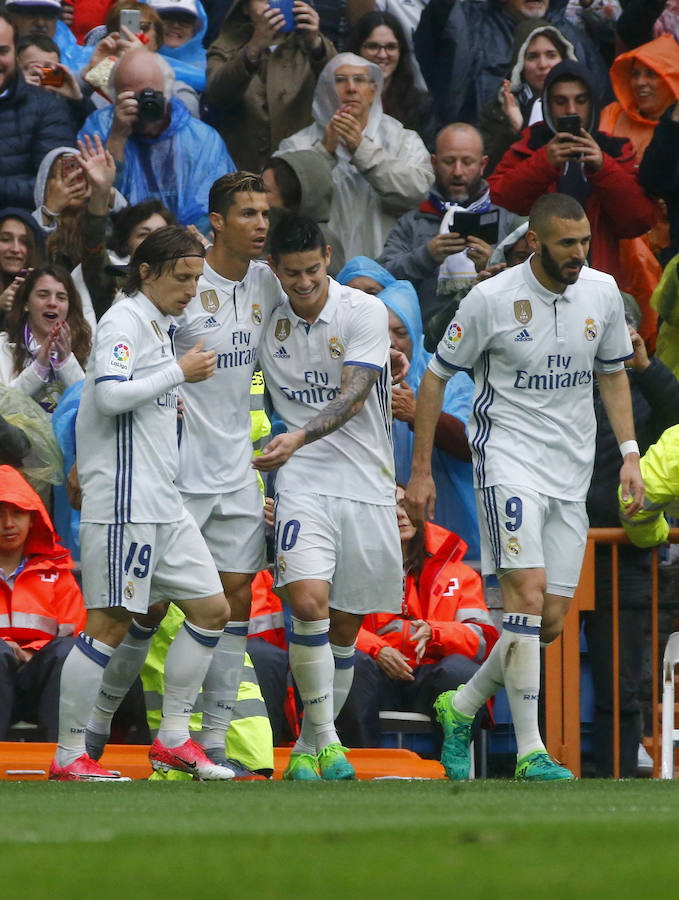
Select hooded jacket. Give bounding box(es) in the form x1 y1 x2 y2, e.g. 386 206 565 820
357 523 497 667
205 1 335 171
373 277 479 559
413 0 608 127
478 18 577 175
276 53 433 261
0 71 76 211
157 0 208 92
78 97 235 229
0 465 85 653
600 34 679 161
489 59 656 287
273 148 346 273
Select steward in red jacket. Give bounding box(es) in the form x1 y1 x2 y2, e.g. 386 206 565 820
489 59 656 292
0 464 85 739
336 506 498 753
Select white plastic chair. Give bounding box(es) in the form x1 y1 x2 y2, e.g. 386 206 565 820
661 632 679 778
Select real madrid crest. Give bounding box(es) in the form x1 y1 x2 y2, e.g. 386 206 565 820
506 538 521 558
275 318 291 341
278 555 287 574
584 317 598 341
328 336 344 359
514 300 532 325
200 289 219 313
124 581 135 600
252 303 262 325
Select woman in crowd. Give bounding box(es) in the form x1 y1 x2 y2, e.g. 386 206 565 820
206 0 334 170
346 9 436 150
0 266 90 414
477 19 576 175
0 210 44 327
147 0 209 92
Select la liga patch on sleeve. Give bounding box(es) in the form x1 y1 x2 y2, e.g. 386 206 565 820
107 341 132 376
444 321 463 352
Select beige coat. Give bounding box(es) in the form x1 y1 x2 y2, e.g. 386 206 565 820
206 12 335 171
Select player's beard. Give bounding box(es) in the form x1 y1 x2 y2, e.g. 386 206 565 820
540 243 583 287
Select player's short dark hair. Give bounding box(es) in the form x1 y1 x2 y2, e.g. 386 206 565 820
529 193 587 235
209 171 266 217
16 34 60 59
110 199 175 257
263 157 302 211
122 225 205 295
269 212 326 264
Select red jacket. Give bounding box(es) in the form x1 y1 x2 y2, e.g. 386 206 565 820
357 524 498 668
488 125 656 287
0 466 85 652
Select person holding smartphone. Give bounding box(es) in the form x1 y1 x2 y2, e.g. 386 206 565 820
206 0 335 171
489 59 656 296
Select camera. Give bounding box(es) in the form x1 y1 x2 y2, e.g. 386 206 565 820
134 88 166 122
37 66 64 88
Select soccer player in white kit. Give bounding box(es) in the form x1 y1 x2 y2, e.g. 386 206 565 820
406 193 645 781
254 213 403 780
82 173 285 778
50 226 234 782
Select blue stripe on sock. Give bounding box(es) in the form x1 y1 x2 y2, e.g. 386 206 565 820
333 653 355 669
128 620 157 641
224 624 249 637
289 631 329 647
183 621 220 648
503 614 541 637
75 632 111 668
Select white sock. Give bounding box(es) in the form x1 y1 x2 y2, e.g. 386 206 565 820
87 620 156 734
453 638 505 717
200 621 248 751
55 633 115 766
289 617 337 755
297 641 356 751
501 613 545 759
157 620 222 748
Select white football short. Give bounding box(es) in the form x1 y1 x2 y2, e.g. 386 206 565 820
181 479 266 574
476 483 588 598
80 508 223 614
273 491 403 615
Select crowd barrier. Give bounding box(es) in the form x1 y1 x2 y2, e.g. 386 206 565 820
544 527 679 779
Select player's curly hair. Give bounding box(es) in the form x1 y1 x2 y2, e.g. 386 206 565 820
209 172 266 218
122 225 205 296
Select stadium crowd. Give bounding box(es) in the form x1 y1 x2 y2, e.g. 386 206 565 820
1 0 678 783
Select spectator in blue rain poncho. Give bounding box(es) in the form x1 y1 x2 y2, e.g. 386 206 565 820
147 0 208 92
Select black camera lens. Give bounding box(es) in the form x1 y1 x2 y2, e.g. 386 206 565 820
134 88 166 122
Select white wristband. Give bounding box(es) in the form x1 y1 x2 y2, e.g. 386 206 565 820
619 440 640 458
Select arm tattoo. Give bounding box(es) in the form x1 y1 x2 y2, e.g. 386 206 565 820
303 364 381 444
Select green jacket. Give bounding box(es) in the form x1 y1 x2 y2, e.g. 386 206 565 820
619 423 679 547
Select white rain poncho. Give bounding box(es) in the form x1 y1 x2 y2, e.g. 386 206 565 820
277 53 433 260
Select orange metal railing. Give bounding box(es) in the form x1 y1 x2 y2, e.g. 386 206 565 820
544 527 679 778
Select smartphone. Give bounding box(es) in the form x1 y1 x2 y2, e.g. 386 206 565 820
119 8 141 34
451 209 500 245
37 65 64 88
269 0 295 33
61 154 82 181
556 115 581 136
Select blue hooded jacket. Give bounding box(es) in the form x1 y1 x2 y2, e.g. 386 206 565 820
335 256 396 289
78 97 235 230
158 0 208 92
377 279 480 559
55 20 93 72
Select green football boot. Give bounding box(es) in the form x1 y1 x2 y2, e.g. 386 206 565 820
434 687 474 780
283 752 321 781
514 750 575 781
317 743 356 780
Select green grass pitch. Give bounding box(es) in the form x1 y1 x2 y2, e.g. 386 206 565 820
2 779 679 899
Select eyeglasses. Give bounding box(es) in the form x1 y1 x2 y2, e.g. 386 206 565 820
334 74 372 85
160 12 197 26
361 41 400 55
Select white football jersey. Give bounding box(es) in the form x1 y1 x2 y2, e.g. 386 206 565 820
429 259 633 501
259 277 395 504
77 291 185 524
173 259 285 495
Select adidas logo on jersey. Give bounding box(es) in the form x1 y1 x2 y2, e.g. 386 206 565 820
203 316 220 329
273 346 290 359
514 329 533 342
